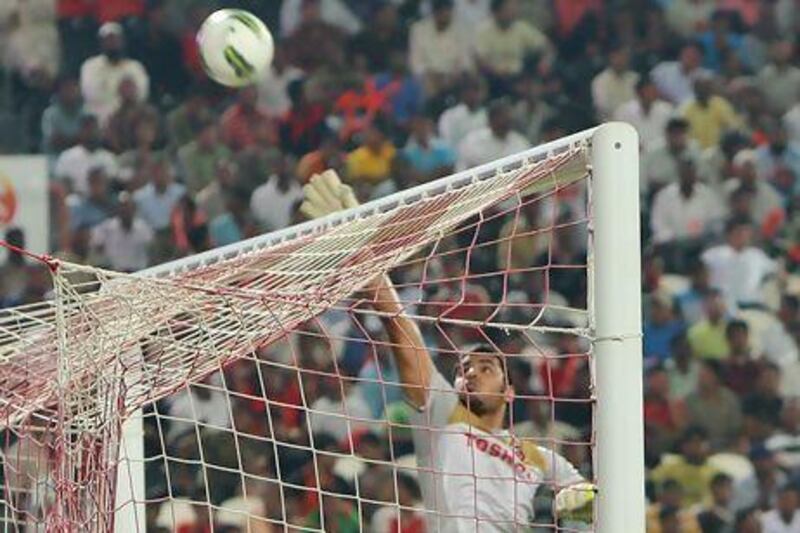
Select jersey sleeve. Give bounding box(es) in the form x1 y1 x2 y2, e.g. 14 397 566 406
538 446 585 488
408 363 458 428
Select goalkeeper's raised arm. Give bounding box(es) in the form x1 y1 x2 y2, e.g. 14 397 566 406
300 170 432 408
301 170 593 530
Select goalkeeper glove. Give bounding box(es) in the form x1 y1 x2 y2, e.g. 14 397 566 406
555 482 596 515
300 170 359 219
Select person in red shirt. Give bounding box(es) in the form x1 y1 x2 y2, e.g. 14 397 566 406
220 86 278 152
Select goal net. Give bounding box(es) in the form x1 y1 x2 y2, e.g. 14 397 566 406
0 124 643 532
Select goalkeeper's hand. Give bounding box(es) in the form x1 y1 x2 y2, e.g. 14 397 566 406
300 170 359 219
555 482 596 517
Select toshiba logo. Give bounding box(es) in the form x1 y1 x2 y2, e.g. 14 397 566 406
465 433 536 482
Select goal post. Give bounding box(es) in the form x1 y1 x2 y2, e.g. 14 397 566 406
2 122 644 532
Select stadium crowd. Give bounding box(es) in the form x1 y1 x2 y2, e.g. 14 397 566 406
2 0 800 531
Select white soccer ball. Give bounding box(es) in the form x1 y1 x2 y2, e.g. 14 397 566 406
197 9 274 88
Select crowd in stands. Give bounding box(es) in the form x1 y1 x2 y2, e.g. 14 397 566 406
2 0 800 531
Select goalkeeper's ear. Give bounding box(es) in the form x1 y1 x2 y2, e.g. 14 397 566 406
300 169 359 220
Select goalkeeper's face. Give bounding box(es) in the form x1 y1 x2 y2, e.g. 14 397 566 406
454 353 511 416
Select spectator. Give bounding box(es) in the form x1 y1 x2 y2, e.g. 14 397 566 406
296 130 346 183
735 507 763 533
2 0 59 82
650 155 725 271
665 332 701 401
279 80 328 159
475 0 552 96
280 0 361 38
675 260 712 325
783 99 800 147
41 76 85 164
54 114 118 196
250 157 304 232
349 3 406 73
646 479 703 533
726 149 785 235
696 473 736 533
697 10 748 72
685 360 742 449
643 292 687 365
702 216 778 310
681 74 742 150
402 115 455 183
651 42 711 106
176 118 231 196
511 71 555 145
733 446 787 512
409 0 474 97
614 76 675 152
346 120 397 186
665 0 715 38
688 289 732 361
643 118 701 197
283 0 347 72
372 49 424 131
698 130 750 193
165 381 232 441
196 159 239 221
651 427 718 507
79 22 149 126
167 88 213 150
456 98 530 171
757 40 800 117
591 44 639 121
105 76 159 154
132 157 185 233
67 167 113 231
220 86 278 153
237 120 284 195
117 115 160 190
760 484 800 533
722 320 761 397
755 122 800 189
208 187 260 247
438 76 488 150
90 192 153 272
644 364 688 456
127 0 187 104
257 48 304 119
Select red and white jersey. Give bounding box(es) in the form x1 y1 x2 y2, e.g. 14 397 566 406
409 367 583 532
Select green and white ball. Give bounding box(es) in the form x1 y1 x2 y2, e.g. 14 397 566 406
197 9 274 87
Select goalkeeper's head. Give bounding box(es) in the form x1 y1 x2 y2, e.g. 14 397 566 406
454 342 513 421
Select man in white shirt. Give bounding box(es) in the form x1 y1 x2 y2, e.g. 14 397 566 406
591 44 639 121
651 155 725 271
79 22 149 126
642 117 701 196
409 0 474 97
725 149 785 231
299 170 593 532
54 114 118 195
279 0 361 37
757 40 800 116
759 485 800 533
90 192 153 272
614 77 675 152
438 77 488 149
651 42 711 105
250 166 304 232
702 216 778 309
132 158 186 232
457 98 530 171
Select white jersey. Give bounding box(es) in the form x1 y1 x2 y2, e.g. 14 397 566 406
409 367 583 532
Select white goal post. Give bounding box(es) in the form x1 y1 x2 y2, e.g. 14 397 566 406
110 122 644 532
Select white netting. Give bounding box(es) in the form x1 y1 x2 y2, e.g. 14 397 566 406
0 143 597 531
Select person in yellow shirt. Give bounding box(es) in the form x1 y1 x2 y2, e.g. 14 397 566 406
681 75 742 149
475 0 552 96
345 121 397 185
687 289 731 360
651 427 719 507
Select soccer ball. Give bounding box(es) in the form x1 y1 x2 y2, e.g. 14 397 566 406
197 9 274 88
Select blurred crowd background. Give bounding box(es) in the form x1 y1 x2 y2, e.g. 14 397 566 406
2 0 800 531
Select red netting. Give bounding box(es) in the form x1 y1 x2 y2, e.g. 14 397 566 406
0 146 596 531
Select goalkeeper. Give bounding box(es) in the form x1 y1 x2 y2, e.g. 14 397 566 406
301 170 594 531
